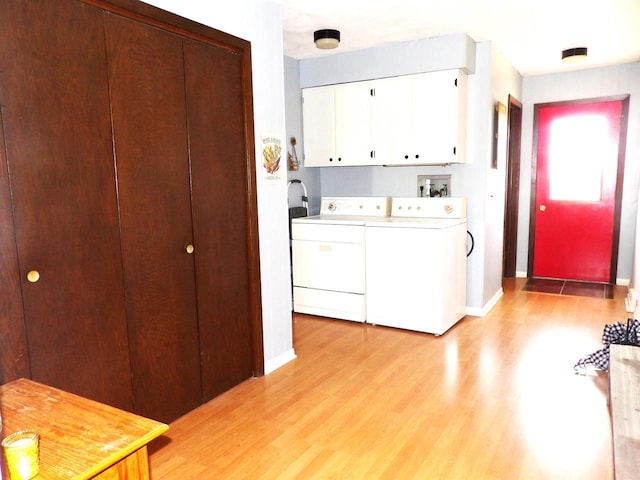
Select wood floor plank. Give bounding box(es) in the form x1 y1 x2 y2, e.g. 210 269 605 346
149 278 627 479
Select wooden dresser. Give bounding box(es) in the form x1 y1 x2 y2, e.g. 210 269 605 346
1 378 167 479
609 344 640 480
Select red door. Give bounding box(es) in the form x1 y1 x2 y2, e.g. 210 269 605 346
531 99 628 283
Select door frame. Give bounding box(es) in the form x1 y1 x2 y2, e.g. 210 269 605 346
527 95 630 284
503 95 522 278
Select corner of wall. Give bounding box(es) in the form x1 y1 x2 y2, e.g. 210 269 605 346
264 348 297 374
465 287 504 317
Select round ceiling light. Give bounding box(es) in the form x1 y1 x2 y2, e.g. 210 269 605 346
561 47 588 63
314 29 340 50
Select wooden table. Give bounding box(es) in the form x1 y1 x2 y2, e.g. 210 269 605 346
1 378 168 479
609 344 640 480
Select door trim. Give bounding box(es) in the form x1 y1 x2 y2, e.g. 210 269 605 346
527 95 630 284
503 95 522 278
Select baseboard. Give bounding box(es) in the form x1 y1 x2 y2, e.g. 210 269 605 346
626 288 637 315
264 348 297 375
515 271 528 278
465 287 504 317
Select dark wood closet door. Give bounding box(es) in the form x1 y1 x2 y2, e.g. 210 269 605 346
0 0 133 409
104 14 202 422
0 112 30 384
184 40 256 401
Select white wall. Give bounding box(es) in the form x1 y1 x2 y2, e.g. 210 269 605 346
142 0 296 373
297 37 522 313
284 56 322 215
299 34 477 86
519 63 640 284
484 44 523 307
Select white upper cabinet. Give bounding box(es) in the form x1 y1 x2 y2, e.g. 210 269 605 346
416 70 467 165
301 85 335 167
372 75 412 164
334 81 377 165
302 81 376 166
374 70 467 165
302 69 467 167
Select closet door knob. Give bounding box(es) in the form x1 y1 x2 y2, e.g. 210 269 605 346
27 270 40 283
185 244 195 254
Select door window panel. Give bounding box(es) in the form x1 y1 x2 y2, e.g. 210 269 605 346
548 115 611 202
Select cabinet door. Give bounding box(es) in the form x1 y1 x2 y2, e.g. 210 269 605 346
184 39 257 401
104 14 202 423
334 81 376 165
373 76 412 165
451 70 467 163
0 0 133 409
302 86 336 166
303 82 377 166
412 70 465 164
374 71 467 165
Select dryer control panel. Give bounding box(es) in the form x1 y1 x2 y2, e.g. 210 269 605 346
390 197 466 219
319 197 391 217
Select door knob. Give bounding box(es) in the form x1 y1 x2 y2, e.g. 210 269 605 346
27 270 40 283
185 244 195 254
539 205 546 211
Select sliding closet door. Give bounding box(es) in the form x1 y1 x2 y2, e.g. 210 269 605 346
0 0 133 409
104 14 202 422
184 40 256 400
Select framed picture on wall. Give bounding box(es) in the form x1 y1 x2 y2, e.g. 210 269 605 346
262 134 284 184
492 101 507 169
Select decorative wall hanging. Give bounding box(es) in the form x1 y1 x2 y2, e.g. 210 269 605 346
492 101 507 169
262 134 283 183
288 137 300 171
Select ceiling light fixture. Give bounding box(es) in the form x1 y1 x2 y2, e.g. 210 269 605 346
561 47 588 63
314 29 340 50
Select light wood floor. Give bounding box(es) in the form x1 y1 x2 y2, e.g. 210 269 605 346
149 278 629 479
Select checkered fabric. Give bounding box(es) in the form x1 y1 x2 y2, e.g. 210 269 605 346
573 319 640 373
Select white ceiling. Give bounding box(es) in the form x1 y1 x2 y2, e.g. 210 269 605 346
279 0 640 77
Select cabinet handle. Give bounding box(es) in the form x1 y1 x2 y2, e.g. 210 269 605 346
415 154 419 159
370 151 375 158
404 155 409 160
27 270 40 283
185 244 195 254
337 157 342 162
329 158 333 162
453 146 456 155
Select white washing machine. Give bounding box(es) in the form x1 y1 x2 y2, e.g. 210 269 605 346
291 196 390 322
365 197 467 335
